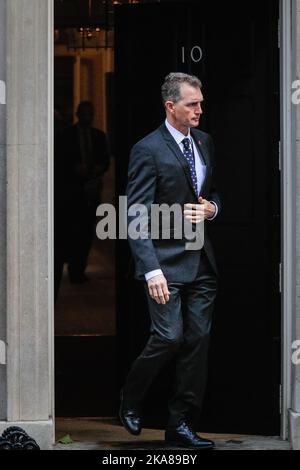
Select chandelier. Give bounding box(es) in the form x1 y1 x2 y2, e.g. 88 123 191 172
67 26 112 50
54 0 141 49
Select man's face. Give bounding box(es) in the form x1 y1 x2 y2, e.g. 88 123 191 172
169 83 203 129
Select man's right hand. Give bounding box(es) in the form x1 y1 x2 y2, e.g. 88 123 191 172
147 274 170 305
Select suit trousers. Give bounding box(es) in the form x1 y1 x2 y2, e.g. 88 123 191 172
122 250 218 428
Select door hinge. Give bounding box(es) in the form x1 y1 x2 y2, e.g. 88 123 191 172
279 384 282 415
278 19 281 48
278 141 281 171
279 262 282 293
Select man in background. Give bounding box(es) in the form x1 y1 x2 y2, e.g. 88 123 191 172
62 101 110 284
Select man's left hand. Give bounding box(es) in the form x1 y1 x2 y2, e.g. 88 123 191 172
184 197 216 223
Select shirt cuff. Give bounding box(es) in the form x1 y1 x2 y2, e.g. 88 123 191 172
145 269 163 281
206 201 218 221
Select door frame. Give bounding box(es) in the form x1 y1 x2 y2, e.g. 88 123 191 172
280 0 294 440
50 0 294 440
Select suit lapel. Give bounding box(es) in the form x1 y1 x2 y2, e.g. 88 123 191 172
190 129 210 166
159 123 198 199
190 128 211 196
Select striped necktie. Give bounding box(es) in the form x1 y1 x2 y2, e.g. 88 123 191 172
182 137 198 194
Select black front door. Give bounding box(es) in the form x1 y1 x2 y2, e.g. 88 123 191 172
115 0 280 434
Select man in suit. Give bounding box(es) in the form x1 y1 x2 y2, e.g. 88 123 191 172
62 101 110 283
119 73 220 449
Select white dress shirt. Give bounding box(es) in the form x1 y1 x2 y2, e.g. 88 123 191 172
165 119 206 195
145 119 218 281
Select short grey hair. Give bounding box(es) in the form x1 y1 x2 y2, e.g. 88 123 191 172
161 72 202 104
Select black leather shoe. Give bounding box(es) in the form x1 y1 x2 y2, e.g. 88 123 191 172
165 422 215 449
119 390 142 436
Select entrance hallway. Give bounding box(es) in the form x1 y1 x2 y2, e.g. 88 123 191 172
55 237 115 336
54 418 290 450
55 158 115 336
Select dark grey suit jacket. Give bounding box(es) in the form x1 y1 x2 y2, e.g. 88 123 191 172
126 122 221 282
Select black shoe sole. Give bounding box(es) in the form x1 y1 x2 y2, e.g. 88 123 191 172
119 409 141 436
